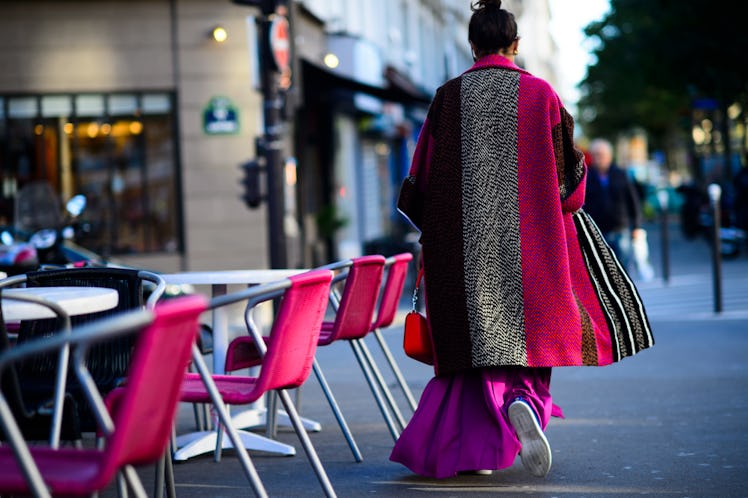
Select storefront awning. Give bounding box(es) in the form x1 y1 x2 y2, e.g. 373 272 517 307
301 59 432 106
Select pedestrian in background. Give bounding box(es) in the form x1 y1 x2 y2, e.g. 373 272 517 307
392 0 653 480
584 138 644 270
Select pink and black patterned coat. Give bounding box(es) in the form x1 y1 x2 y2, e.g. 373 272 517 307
398 55 652 376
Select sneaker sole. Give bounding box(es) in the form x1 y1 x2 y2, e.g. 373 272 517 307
457 470 493 476
508 401 552 477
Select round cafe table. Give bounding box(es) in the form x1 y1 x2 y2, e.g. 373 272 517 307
1 287 119 322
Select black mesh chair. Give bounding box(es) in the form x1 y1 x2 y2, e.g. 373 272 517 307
0 290 81 444
0 267 165 441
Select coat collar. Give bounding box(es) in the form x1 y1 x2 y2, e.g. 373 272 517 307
464 54 529 76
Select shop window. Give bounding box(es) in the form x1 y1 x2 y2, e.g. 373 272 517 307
8 97 37 119
41 95 72 117
0 92 181 256
108 94 138 116
75 94 105 117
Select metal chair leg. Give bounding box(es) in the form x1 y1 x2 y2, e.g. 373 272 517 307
355 338 407 430
189 364 206 431
278 389 337 498
349 340 400 441
191 346 269 498
372 328 418 411
265 391 278 439
122 465 147 498
312 358 363 462
0 398 51 497
214 404 225 462
153 447 176 498
116 472 129 498
165 438 176 498
154 455 165 498
192 402 204 431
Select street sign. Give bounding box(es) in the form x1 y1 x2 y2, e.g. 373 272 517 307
269 15 290 72
202 96 239 135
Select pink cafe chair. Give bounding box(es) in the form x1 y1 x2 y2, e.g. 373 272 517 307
225 255 401 463
179 269 336 498
105 302 271 498
369 253 418 412
313 255 404 451
0 295 205 497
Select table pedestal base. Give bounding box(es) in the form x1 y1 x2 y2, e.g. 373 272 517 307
173 429 296 461
232 407 322 433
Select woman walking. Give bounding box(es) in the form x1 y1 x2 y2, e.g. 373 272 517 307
392 0 653 479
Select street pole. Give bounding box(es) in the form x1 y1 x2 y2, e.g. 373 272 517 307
236 0 290 269
657 189 670 285
259 20 287 270
708 183 722 313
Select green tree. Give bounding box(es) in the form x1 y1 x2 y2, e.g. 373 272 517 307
578 0 748 175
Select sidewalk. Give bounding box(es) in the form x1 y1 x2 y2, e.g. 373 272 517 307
107 221 748 497
635 220 748 319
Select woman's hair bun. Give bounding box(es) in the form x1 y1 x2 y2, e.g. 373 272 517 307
472 0 502 11
469 0 516 53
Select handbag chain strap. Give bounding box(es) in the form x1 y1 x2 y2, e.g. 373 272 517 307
411 268 424 311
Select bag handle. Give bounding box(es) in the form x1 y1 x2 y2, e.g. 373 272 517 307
411 268 424 311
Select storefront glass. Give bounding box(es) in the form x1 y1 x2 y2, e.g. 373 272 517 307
0 92 181 256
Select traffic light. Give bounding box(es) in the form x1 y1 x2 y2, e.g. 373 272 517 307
240 160 264 208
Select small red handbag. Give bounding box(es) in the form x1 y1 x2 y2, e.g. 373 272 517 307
403 268 434 365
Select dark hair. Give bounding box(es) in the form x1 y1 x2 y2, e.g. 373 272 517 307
468 0 518 58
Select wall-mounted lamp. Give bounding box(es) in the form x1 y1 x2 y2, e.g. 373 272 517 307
323 53 339 69
211 26 228 43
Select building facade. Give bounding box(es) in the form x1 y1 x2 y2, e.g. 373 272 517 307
0 0 559 272
1 0 268 272
293 0 559 263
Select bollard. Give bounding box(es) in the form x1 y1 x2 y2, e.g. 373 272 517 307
707 183 722 313
656 189 670 285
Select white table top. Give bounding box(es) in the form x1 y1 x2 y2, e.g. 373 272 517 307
162 269 306 286
1 287 119 321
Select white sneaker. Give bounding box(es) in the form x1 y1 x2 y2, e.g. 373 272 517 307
508 398 552 477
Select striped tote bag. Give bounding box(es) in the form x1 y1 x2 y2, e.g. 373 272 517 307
573 209 654 362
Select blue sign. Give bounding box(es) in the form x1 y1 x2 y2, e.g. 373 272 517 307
692 98 718 111
203 96 239 135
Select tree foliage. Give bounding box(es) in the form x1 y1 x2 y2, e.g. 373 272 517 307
578 0 748 145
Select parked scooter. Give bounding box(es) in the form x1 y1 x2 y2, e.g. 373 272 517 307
24 193 106 266
2 182 198 337
0 229 39 276
2 182 108 274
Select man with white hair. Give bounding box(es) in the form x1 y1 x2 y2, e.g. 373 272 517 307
583 138 643 270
